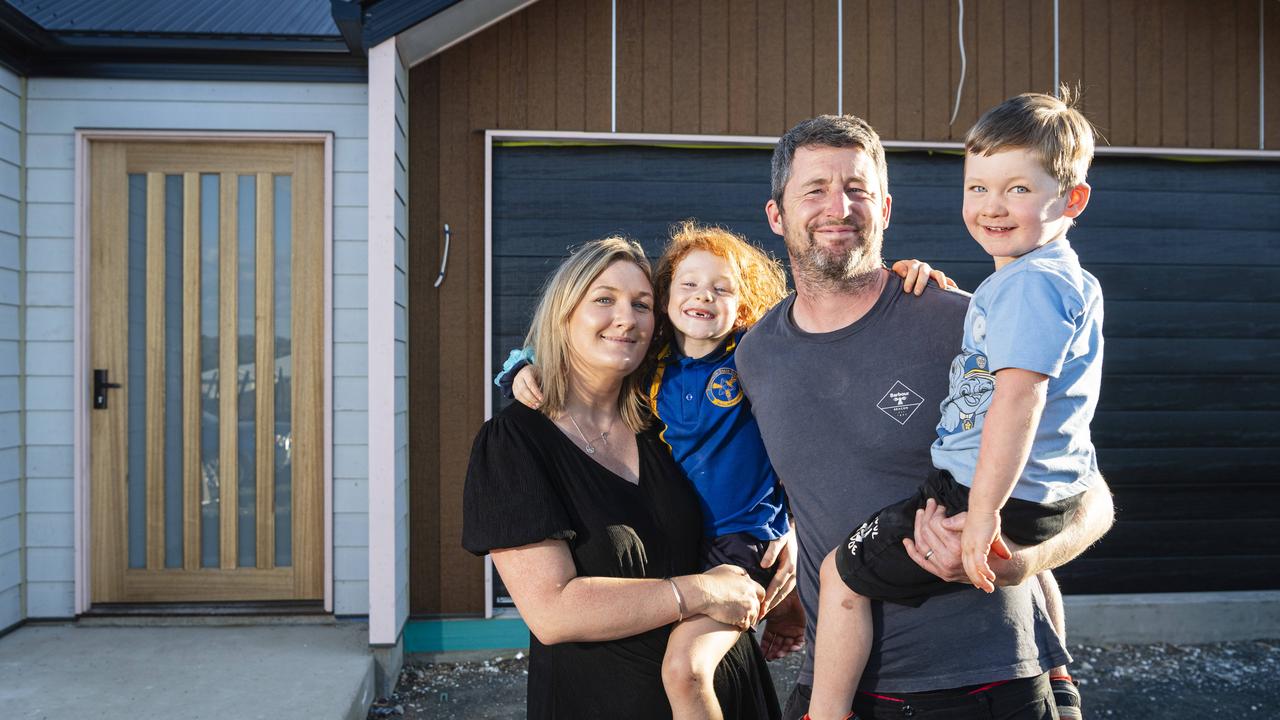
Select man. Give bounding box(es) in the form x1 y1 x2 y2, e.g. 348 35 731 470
735 115 1113 719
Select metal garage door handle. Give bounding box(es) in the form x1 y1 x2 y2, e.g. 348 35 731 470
434 223 451 288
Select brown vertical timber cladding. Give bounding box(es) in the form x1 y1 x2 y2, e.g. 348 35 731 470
867 0 896 135
1003 0 1031 97
1268 0 1280 149
842 0 869 121
1082 0 1109 133
90 142 128 601
976 0 1004 117
1058 0 1083 110
556 0 586 130
811 0 839 119
726 0 756 135
643 0 673 132
527 0 557 129
464 24 500 611
700 0 730 135
1212 0 1238 147
583 0 612 132
438 41 483 614
1030 0 1054 96
254 173 276 569
471 29 500 143
1235 0 1259 149
895 0 924 140
616 0 645 132
182 172 201 571
1134 0 1162 147
1185 0 1214 146
1109 0 1137 146
922 0 951 140
144 173 166 570
755 0 785 135
292 144 324 598
218 172 238 570
670 0 701 132
1161 0 1187 146
408 59 443 614
497 15 529 129
671 0 701 133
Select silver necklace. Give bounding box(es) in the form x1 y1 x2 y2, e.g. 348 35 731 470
568 413 613 455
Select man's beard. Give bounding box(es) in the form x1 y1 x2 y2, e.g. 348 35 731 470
786 218 884 294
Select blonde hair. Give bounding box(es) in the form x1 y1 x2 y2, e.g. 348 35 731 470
653 221 788 345
965 86 1097 195
524 236 653 433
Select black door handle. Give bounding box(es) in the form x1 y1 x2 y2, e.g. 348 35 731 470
93 369 122 409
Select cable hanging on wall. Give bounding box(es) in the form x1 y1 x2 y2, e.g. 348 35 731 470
949 0 967 126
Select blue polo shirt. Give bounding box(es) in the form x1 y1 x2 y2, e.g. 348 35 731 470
650 333 789 541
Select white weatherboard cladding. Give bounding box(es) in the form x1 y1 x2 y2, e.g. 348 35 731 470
0 65 22 631
25 78 370 617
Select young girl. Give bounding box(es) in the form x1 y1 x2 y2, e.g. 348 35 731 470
498 222 947 720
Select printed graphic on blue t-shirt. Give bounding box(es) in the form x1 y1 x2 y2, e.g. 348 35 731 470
937 350 995 435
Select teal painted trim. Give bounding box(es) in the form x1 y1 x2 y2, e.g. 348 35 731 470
404 618 530 654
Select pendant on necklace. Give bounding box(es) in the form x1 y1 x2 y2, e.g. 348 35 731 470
584 445 596 454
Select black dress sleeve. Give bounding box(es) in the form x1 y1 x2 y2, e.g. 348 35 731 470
461 411 576 556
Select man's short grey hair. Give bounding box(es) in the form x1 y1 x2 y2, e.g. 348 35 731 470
770 115 889 209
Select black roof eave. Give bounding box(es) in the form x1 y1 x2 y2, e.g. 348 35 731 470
359 0 460 49
0 1 368 81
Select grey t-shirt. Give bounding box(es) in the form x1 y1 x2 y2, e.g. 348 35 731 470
737 274 1069 692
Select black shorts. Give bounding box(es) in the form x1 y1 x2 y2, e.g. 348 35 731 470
834 470 1083 607
701 531 780 589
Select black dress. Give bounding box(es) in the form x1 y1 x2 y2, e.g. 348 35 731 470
462 402 780 720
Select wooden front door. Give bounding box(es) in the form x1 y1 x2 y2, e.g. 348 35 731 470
88 140 325 603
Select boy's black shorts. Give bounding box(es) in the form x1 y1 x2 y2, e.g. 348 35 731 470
834 470 1082 607
701 531 780 589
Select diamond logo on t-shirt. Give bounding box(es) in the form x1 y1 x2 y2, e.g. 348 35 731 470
877 381 924 425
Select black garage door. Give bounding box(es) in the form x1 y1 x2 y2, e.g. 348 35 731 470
490 143 1280 595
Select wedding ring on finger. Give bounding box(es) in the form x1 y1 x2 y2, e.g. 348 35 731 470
924 549 934 561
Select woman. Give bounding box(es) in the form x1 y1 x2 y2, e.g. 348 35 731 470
462 237 781 719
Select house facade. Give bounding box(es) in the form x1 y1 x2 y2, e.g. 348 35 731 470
1 0 1277 675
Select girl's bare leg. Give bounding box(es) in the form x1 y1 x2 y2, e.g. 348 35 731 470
662 615 743 720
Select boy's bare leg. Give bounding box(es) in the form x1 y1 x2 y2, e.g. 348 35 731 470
1039 569 1084 718
809 551 872 720
662 615 742 720
1037 569 1067 675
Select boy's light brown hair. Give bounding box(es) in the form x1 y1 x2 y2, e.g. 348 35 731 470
965 87 1096 195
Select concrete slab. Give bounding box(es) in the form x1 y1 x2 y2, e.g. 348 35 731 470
1065 590 1280 644
0 622 376 720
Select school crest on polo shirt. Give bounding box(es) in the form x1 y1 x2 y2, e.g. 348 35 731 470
706 367 743 407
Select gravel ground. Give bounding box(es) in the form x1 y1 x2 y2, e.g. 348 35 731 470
369 639 1280 719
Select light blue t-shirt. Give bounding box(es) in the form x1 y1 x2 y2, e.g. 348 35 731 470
931 238 1103 503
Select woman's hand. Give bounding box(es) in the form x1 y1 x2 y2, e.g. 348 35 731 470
688 564 765 631
512 365 544 409
891 259 959 295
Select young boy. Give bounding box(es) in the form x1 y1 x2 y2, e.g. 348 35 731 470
806 90 1103 720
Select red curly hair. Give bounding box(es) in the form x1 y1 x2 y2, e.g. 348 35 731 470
652 221 789 345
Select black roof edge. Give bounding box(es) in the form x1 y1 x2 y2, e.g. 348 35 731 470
25 45 367 83
331 0 366 57
0 1 54 74
28 58 368 83
0 0 369 81
360 0 459 49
